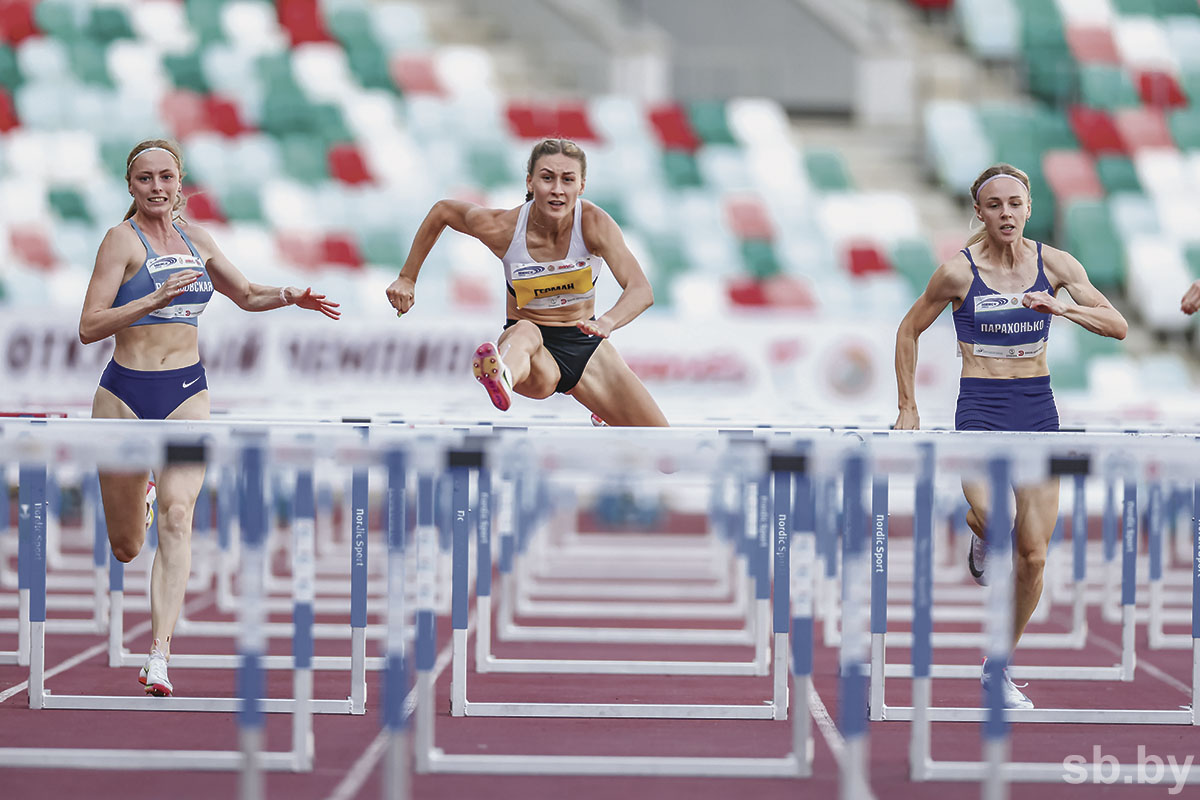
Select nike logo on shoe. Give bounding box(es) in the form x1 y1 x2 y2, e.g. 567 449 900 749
182 376 201 388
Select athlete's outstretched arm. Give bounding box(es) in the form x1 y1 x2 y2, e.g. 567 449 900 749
1025 247 1126 339
79 225 203 344
894 260 963 430
578 203 653 338
188 225 340 319
386 200 511 315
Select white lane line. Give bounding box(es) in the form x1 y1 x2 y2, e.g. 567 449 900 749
323 620 464 800
810 684 877 800
0 593 212 705
1092 633 1192 697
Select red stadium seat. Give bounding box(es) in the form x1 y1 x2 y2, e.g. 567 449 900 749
1066 26 1120 65
1068 106 1126 155
274 0 331 45
390 54 445 96
159 90 211 139
451 272 494 308
328 143 372 185
321 233 362 268
1114 107 1173 151
182 189 224 223
204 95 248 137
10 228 55 269
762 276 816 310
908 0 952 8
724 195 774 240
0 0 38 45
1136 70 1187 109
505 101 558 139
276 231 321 269
845 242 891 277
0 87 16 131
555 101 599 142
727 277 769 307
648 103 700 152
1043 150 1103 203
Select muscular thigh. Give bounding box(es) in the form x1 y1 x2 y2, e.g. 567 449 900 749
500 322 559 399
569 341 668 427
155 390 210 525
1013 478 1059 553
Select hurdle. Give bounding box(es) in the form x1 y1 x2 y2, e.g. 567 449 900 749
475 437 770 678
907 436 1200 792
446 431 790 720
0 426 312 776
411 427 813 777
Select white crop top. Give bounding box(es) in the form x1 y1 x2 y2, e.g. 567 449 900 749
501 200 606 310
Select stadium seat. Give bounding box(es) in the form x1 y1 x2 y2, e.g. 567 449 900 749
328 143 372 185
86 5 134 43
1024 48 1080 105
0 0 38 45
1066 26 1120 64
321 233 362 268
370 2 432 53
0 43 19 88
1124 234 1192 333
924 100 995 193
182 188 223 224
219 184 263 223
1167 107 1200 148
1044 149 1104 203
1057 0 1116 28
1078 64 1141 110
725 195 773 241
10 227 56 269
1155 192 1200 244
276 0 332 46
648 103 700 152
1136 70 1187 108
687 100 737 146
0 86 15 131
890 238 938 293
279 134 328 184
955 0 1020 61
1108 191 1161 241
390 53 444 95
844 242 892 277
1063 199 1124 288
739 240 782 279
804 149 854 191
1113 107 1173 151
1165 17 1200 72
1133 148 1189 197
1068 106 1126 154
1112 16 1176 73
47 187 89 223
1095 155 1142 193
661 150 703 189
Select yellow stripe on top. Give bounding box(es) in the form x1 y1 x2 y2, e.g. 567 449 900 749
510 257 598 309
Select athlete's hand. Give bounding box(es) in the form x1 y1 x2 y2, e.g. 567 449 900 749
386 275 416 317
894 407 919 430
1022 291 1065 316
576 318 611 338
1181 280 1200 315
151 269 203 308
293 287 341 320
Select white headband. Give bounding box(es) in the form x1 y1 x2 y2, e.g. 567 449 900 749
974 173 1026 201
127 146 178 167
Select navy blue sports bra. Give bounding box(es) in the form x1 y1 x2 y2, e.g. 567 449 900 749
111 220 214 327
951 242 1053 359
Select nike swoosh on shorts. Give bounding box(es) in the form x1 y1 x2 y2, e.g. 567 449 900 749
182 376 201 388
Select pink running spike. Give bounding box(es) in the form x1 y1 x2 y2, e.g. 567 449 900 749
472 342 512 411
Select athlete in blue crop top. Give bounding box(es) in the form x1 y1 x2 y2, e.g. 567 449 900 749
894 164 1127 709
385 137 668 427
79 139 341 696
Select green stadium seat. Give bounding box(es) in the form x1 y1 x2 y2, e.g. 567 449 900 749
1109 0 1158 13
219 185 264 222
0 44 20 90
1024 49 1079 105
33 0 81 42
1168 108 1200 149
466 142 515 190
259 85 315 137
1064 199 1124 288
1156 0 1200 14
1184 243 1200 279
661 150 702 189
686 100 738 146
163 51 210 94
1095 156 1141 194
310 103 353 148
279 134 328 184
359 229 408 268
890 238 938 293
47 187 90 223
86 5 134 42
1078 64 1141 110
740 239 782 279
1015 0 1067 54
804 149 854 191
185 0 229 44
345 39 394 92
68 40 114 87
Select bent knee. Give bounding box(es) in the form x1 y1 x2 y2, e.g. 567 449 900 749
159 503 194 539
111 541 142 563
1016 549 1046 573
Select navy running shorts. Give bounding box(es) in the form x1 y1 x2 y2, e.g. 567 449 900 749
505 319 603 393
955 375 1059 432
99 359 208 420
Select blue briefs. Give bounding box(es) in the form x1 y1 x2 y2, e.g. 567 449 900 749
955 375 1059 432
99 360 208 420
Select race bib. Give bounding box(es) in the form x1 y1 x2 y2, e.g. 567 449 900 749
509 256 599 309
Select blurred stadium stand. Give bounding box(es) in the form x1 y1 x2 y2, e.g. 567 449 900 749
0 0 1197 419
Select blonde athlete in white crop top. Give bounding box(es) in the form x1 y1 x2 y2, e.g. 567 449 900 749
386 138 668 426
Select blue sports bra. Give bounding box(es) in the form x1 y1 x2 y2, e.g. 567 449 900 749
951 242 1053 359
111 220 214 327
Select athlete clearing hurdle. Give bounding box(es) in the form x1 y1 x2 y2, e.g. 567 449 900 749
385 138 668 427
894 163 1127 708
